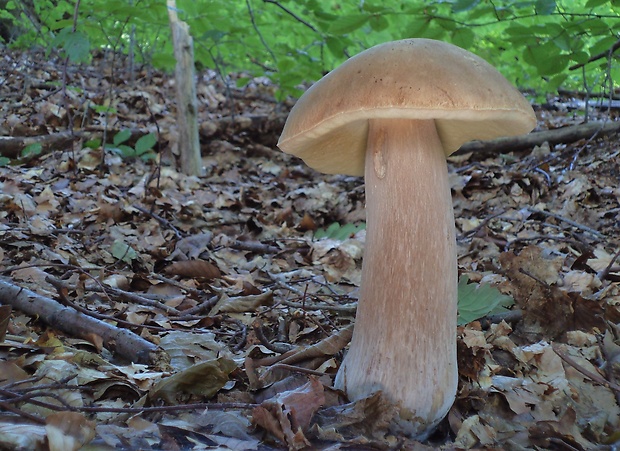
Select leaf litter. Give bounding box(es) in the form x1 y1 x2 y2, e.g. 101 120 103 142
0 48 619 449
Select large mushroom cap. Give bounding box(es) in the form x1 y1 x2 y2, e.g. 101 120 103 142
277 38 537 176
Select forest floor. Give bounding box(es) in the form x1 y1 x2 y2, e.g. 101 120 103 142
0 48 619 450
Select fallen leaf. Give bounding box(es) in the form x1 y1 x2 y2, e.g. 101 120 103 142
252 377 325 450
46 411 96 451
149 357 237 404
164 259 221 279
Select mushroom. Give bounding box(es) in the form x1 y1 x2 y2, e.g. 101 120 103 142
277 39 536 438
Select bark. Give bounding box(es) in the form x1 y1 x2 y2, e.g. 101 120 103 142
0 278 168 367
167 0 202 176
0 131 82 159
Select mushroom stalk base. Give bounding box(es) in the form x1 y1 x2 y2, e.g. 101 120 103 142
334 118 458 438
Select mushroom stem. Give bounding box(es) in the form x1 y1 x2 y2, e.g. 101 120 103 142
334 118 458 437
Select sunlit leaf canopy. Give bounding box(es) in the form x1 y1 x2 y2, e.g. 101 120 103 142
4 0 620 98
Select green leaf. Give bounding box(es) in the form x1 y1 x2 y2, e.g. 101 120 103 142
368 15 389 32
201 29 226 43
551 31 572 51
585 0 609 7
451 27 476 48
113 129 132 146
589 35 618 57
535 0 556 15
21 142 43 158
314 222 365 240
325 36 347 58
110 241 138 264
505 24 537 44
313 10 338 22
93 105 117 115
0 157 10 167
457 276 514 326
524 42 569 75
328 15 369 35
406 19 430 37
451 0 481 13
118 144 136 158
361 2 390 13
545 72 569 91
135 133 157 155
52 28 90 62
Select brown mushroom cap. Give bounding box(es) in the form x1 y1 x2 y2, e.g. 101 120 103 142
277 38 537 176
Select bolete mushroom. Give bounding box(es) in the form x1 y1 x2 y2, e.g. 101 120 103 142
277 39 536 438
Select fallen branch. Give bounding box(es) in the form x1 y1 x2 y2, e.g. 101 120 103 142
0 131 83 159
0 278 168 367
0 113 286 159
456 120 620 156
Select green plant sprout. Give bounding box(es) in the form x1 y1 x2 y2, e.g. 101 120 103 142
105 130 157 161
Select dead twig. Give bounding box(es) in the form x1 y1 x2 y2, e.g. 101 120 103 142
253 320 295 354
552 343 620 393
457 209 506 240
526 207 603 238
597 248 620 281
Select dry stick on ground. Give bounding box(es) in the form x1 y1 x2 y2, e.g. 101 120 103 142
598 248 620 281
45 276 175 333
0 278 168 366
456 120 620 157
526 206 603 238
0 131 84 159
552 343 620 393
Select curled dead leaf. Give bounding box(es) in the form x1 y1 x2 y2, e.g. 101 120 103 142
164 259 221 279
309 391 399 444
252 377 325 450
149 357 237 404
209 291 273 315
46 411 96 451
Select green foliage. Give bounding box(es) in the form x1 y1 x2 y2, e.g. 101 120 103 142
110 240 138 264
104 130 157 161
50 28 90 63
314 222 366 241
457 276 514 325
3 0 619 97
21 143 43 159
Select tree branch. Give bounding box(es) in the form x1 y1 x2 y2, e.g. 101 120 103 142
456 120 620 156
0 278 168 366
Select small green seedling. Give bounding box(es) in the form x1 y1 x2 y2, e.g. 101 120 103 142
105 130 157 161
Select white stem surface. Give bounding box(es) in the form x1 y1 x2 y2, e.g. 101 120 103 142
334 118 458 437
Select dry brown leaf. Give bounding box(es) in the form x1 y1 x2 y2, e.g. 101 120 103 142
46 411 96 451
209 291 273 315
149 357 237 404
252 377 325 450
164 259 221 279
0 422 47 450
310 391 399 444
